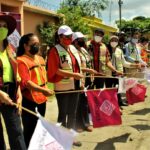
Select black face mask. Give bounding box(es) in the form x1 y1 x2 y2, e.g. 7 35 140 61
29 45 39 55
77 40 85 47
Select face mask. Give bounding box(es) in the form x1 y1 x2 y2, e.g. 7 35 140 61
62 38 72 46
94 35 102 43
131 38 138 44
110 42 118 48
77 40 85 47
0 27 8 41
29 45 39 55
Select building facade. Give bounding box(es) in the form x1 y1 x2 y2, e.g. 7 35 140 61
0 0 61 35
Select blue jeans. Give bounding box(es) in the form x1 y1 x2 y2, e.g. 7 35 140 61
0 105 26 150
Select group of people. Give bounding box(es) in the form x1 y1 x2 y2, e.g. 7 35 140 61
0 12 149 149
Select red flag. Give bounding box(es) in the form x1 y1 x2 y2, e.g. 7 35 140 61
87 89 122 128
126 84 147 105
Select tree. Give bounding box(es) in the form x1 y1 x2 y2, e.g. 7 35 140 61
61 0 108 17
58 0 109 34
116 16 150 35
57 5 90 34
37 21 60 47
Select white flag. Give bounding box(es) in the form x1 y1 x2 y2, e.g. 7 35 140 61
28 117 74 150
124 78 138 91
118 78 138 93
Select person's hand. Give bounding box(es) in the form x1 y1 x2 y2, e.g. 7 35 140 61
43 89 55 97
88 69 98 74
0 91 13 105
115 70 124 76
73 73 84 80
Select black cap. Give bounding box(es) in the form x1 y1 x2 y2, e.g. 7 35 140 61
94 29 104 36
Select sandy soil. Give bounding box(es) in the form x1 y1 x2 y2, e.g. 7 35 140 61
3 83 150 150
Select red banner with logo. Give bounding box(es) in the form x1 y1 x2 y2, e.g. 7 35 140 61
126 84 147 105
87 89 122 128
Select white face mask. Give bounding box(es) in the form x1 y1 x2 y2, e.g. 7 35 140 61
131 38 138 44
110 42 118 48
94 35 102 43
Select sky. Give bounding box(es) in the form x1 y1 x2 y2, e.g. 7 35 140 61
101 0 150 26
48 0 150 27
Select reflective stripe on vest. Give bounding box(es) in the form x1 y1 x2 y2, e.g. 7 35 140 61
99 43 107 72
55 44 82 91
127 43 138 60
113 48 124 72
17 55 47 104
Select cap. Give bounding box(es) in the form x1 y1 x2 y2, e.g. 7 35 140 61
110 35 119 40
94 29 104 36
58 25 73 36
72 32 85 41
0 12 17 35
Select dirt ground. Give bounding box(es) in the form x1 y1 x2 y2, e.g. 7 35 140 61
3 82 150 150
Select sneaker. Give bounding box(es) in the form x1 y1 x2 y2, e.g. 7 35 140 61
73 141 82 147
85 126 93 132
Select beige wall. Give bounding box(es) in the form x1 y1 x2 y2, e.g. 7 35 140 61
0 0 24 34
24 10 57 35
0 1 60 36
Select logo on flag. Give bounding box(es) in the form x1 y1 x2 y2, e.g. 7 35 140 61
100 100 116 116
131 85 143 96
45 141 64 150
126 84 147 105
87 89 122 128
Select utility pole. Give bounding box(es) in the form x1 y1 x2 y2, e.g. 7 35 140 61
109 0 113 25
118 0 123 32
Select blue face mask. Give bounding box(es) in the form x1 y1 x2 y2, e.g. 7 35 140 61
0 27 8 41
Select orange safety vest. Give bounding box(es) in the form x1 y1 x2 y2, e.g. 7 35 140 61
141 49 148 63
17 55 47 104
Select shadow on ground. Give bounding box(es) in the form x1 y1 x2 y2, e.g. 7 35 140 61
131 124 150 131
94 133 130 150
130 108 150 115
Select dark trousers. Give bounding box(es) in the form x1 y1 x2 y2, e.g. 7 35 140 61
94 78 113 89
76 93 90 129
56 92 80 129
22 97 46 148
0 105 26 150
0 115 6 150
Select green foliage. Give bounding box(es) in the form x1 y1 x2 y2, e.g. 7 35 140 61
116 16 150 35
102 34 110 45
61 0 108 17
81 0 108 17
58 5 90 34
58 0 108 34
37 21 59 47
